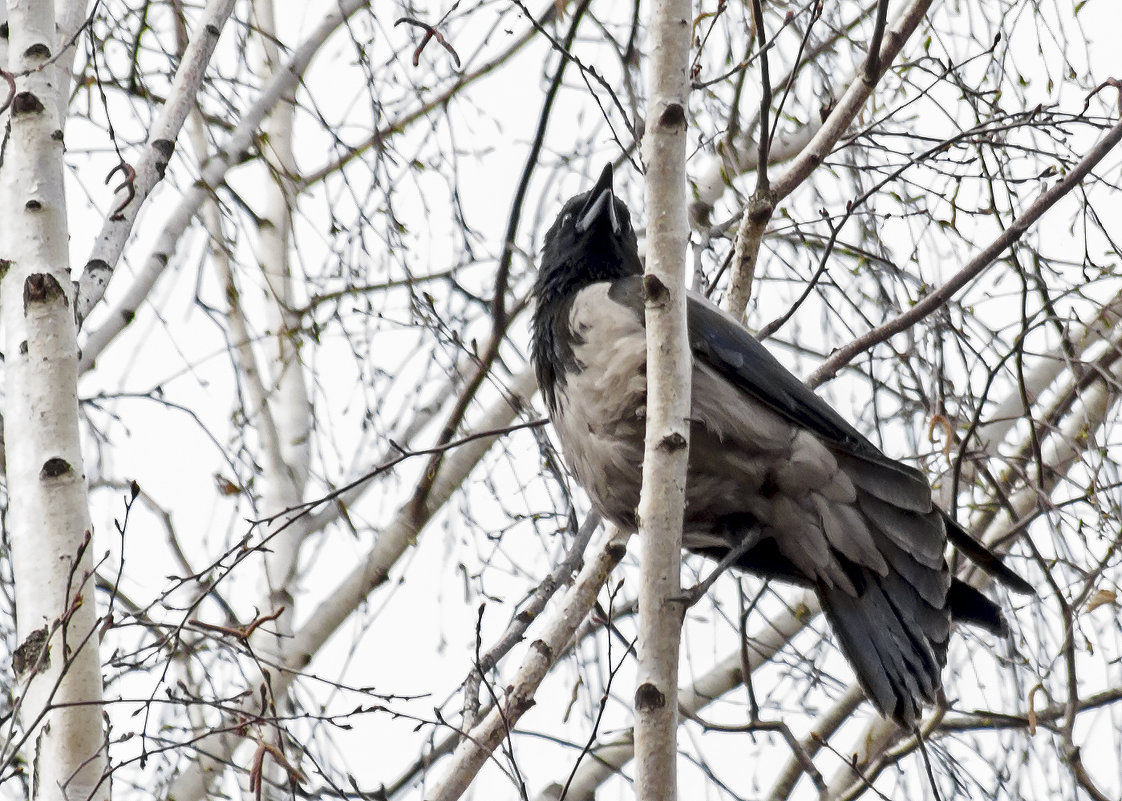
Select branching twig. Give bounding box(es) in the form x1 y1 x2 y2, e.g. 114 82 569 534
0 69 15 115
724 0 937 318
77 0 367 360
395 16 462 68
76 0 239 324
861 0 891 81
104 161 136 220
807 114 1122 388
188 607 286 642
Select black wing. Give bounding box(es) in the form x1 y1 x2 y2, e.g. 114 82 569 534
686 291 1033 582
604 276 933 509
687 294 874 451
685 291 938 506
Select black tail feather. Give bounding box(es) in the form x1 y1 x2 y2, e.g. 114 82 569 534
948 578 1008 635
701 514 1026 726
819 567 950 727
942 513 1034 595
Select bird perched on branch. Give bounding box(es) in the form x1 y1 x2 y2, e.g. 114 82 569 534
531 163 1032 726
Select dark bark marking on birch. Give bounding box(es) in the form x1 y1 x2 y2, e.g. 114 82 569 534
748 192 776 223
84 258 110 278
23 43 51 60
13 626 50 677
153 139 175 179
635 682 666 711
11 92 44 115
643 274 669 305
23 273 67 310
531 638 554 662
39 457 72 479
512 696 536 714
658 102 686 130
659 432 687 452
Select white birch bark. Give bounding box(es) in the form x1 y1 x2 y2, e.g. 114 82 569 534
77 0 367 374
0 2 107 798
252 0 312 661
241 5 313 795
74 0 237 324
636 0 694 798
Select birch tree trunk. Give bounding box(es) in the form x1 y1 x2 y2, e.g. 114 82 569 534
249 3 312 794
249 0 312 678
1 2 107 798
635 0 694 798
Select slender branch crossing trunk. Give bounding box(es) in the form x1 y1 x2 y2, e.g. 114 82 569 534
636 0 693 798
0 2 107 798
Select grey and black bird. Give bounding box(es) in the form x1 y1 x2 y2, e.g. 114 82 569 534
531 163 1032 726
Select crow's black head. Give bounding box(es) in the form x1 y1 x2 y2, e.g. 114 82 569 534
532 164 643 410
536 163 642 301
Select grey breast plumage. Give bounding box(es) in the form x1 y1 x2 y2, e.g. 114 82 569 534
549 282 648 529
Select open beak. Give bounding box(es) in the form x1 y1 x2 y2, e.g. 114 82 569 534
575 163 620 235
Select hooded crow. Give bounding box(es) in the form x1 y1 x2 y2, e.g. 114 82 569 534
531 163 1032 726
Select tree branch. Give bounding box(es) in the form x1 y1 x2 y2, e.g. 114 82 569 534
807 114 1122 388
725 0 937 318
75 0 238 324
77 0 367 370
